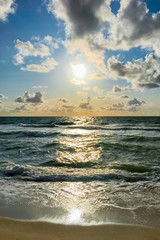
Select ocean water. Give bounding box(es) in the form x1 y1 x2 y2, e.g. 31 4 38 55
0 116 160 228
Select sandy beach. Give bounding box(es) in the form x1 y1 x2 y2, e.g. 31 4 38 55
0 217 159 240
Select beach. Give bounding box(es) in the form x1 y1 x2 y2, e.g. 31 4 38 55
0 217 160 240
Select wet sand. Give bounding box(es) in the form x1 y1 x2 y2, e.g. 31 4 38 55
0 217 160 240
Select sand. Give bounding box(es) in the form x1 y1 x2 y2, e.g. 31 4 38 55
0 217 159 240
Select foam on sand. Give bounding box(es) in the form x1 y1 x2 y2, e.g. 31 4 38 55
0 217 159 240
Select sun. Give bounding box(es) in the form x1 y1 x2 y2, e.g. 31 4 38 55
72 64 86 78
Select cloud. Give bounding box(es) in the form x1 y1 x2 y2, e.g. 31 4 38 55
57 98 68 103
15 91 44 104
79 96 92 109
45 0 110 74
109 103 125 111
108 54 160 89
97 0 160 57
0 94 5 98
103 97 146 112
89 72 105 80
57 97 75 112
71 78 87 85
93 86 104 95
0 0 16 22
112 85 132 93
21 58 58 73
128 98 145 106
45 0 160 80
15 105 28 112
14 39 51 65
121 95 129 99
43 35 60 52
76 91 88 97
97 96 105 100
45 0 107 38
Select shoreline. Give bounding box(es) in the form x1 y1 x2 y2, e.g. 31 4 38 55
0 216 160 240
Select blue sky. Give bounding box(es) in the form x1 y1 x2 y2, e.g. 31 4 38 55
0 0 160 116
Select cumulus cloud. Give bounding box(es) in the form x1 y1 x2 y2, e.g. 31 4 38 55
45 0 111 74
57 97 75 111
44 0 160 79
45 0 107 37
96 0 160 57
109 103 125 111
102 97 146 112
79 96 92 109
15 91 44 104
21 57 58 73
108 54 160 89
112 85 132 93
14 39 51 65
43 35 60 52
121 95 129 99
57 98 68 103
0 0 16 22
15 105 28 112
128 98 145 106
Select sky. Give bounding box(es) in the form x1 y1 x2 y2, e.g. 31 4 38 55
0 0 160 116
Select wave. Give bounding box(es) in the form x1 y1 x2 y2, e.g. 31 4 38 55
121 136 160 142
67 126 160 132
39 160 97 168
110 164 152 173
0 162 154 183
0 130 60 138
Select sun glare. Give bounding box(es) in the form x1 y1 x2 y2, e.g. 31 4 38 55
67 209 82 224
72 64 86 78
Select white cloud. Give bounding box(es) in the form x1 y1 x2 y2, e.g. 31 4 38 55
0 0 16 22
14 39 51 65
71 78 87 85
21 57 58 73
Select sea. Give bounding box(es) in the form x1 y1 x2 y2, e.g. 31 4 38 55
0 116 160 228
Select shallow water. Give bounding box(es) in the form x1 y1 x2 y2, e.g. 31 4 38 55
0 116 160 228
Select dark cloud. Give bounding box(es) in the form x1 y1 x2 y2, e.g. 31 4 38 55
57 98 69 103
121 95 129 99
47 0 105 37
128 98 145 106
79 96 92 109
109 103 125 111
15 105 27 112
15 91 44 104
112 85 132 93
15 96 24 103
0 94 5 98
108 54 160 89
106 0 160 56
